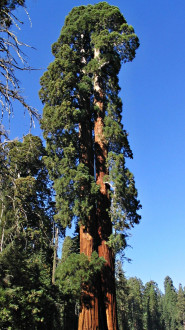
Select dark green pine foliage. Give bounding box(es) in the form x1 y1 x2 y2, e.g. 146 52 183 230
0 134 53 253
56 243 105 303
127 277 144 330
0 0 25 27
176 284 185 329
0 134 61 329
55 236 105 329
116 261 129 330
39 2 141 255
162 276 178 330
115 264 185 330
143 281 163 330
56 236 79 330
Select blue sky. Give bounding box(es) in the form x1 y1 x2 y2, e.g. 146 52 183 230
4 0 185 292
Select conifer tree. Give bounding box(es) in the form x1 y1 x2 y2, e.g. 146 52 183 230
40 3 141 329
127 277 143 330
162 276 178 330
116 261 129 330
0 134 61 328
143 281 162 330
177 284 185 330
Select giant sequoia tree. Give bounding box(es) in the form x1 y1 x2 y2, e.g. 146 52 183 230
40 3 141 329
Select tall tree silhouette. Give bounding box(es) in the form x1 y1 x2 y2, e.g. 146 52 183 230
40 3 141 329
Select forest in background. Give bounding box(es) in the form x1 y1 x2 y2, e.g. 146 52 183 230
0 1 185 329
0 130 184 329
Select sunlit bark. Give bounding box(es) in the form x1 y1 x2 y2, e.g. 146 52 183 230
78 101 99 329
94 48 118 330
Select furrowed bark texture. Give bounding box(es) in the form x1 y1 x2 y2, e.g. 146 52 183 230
94 49 118 330
78 104 99 330
78 224 99 330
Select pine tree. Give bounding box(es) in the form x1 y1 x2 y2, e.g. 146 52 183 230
177 284 185 330
127 277 143 330
0 134 61 329
116 261 129 330
56 236 79 329
143 281 162 330
40 3 141 328
162 276 178 330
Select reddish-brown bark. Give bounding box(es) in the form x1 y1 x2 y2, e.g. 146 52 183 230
78 106 99 330
78 225 99 330
94 49 118 329
94 117 118 329
79 47 118 329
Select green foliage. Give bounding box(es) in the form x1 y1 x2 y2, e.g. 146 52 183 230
127 277 144 330
105 152 141 253
0 134 61 329
61 236 75 263
177 284 185 329
116 265 185 330
56 237 105 328
162 276 178 330
0 0 25 27
143 281 162 330
40 2 141 254
0 244 60 329
0 134 54 253
56 251 105 299
116 262 129 330
53 163 99 228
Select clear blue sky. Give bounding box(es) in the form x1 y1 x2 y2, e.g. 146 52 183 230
4 0 185 292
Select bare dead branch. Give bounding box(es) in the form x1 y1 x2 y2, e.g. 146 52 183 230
0 4 40 123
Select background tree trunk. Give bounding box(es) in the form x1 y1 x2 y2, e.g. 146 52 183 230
52 225 59 284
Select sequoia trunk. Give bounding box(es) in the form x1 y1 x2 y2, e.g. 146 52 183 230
78 223 99 330
78 103 99 330
94 48 118 330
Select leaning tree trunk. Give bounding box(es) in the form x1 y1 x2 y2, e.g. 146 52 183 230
94 48 118 330
78 102 99 330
